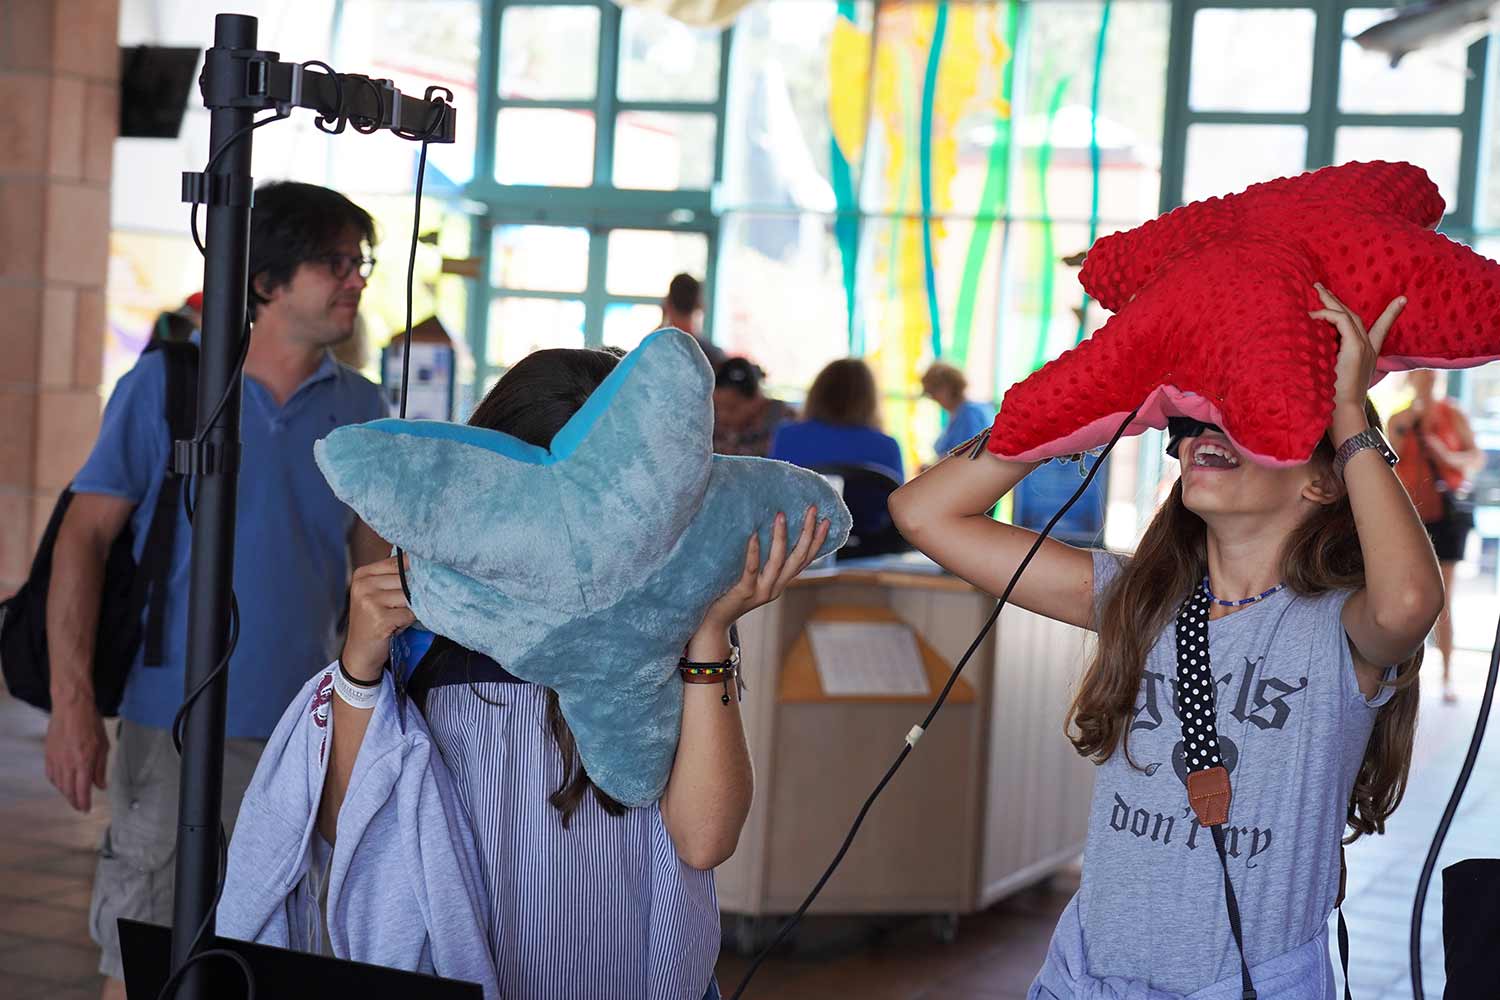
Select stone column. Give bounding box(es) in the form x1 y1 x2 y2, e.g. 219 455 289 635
0 0 119 593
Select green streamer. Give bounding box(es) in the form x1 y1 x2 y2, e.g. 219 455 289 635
918 1 949 359
1076 0 1113 346
1030 74 1071 374
833 1 861 353
888 57 919 306
952 1 1019 367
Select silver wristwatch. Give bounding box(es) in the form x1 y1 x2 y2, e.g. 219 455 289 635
1333 427 1397 481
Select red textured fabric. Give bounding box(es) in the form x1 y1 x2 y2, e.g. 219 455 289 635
988 161 1500 467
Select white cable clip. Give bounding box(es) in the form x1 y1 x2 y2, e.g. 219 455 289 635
905 724 925 748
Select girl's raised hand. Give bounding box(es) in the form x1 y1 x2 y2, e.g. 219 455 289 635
342 556 416 682
1309 283 1406 429
703 505 832 630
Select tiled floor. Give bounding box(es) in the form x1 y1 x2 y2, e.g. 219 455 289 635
1 633 1495 999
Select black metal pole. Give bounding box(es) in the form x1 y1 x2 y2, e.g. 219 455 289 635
169 11 256 991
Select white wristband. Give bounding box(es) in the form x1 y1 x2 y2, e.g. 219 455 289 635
332 663 381 711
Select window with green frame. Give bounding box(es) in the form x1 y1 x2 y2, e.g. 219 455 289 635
465 0 733 394
1162 0 1487 223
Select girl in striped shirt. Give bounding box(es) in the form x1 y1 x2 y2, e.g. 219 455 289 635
320 347 828 999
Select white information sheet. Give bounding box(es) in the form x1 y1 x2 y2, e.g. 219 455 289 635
807 621 930 696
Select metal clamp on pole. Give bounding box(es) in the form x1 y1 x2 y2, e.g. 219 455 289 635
180 171 255 208
171 439 240 479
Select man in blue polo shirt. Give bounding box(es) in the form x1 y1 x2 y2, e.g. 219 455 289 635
42 181 390 997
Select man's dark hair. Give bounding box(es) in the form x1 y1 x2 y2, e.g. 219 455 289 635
248 181 375 315
666 272 701 314
715 357 763 399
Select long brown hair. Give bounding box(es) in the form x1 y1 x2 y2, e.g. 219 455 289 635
1066 402 1420 841
804 358 881 428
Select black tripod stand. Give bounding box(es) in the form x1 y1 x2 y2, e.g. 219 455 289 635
163 12 453 998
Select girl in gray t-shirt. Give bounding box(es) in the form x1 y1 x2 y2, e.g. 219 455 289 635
890 287 1434 998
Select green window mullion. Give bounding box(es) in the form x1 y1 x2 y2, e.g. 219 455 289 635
1158 0 1196 212
1304 0 1345 171
1452 37 1490 229
495 98 597 112
595 1 622 187
584 228 609 348
488 288 588 302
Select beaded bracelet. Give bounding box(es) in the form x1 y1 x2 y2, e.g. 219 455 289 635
679 644 741 705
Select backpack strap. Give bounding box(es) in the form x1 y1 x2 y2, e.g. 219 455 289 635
130 341 199 666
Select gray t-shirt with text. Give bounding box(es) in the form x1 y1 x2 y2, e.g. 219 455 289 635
1075 550 1394 994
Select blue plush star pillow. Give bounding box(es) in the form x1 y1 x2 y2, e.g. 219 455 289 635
314 329 851 806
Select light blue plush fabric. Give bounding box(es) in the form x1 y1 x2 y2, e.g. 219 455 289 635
314 329 852 806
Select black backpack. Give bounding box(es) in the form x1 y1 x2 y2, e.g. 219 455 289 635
0 341 198 716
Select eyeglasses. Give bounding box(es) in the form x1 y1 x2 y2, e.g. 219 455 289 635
312 253 376 281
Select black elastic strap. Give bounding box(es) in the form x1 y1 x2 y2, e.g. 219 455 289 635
136 476 182 665
1211 825 1257 1000
1337 906 1352 1000
136 342 199 666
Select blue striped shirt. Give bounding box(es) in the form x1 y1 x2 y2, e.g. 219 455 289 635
423 681 722 999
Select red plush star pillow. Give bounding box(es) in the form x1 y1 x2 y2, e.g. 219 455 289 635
988 160 1500 467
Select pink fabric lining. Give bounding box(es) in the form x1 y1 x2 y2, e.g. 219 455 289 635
989 385 1300 468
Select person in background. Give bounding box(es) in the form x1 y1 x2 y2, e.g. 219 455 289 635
182 290 203 331
1390 369 1487 703
712 357 796 457
45 181 390 1000
662 272 727 371
771 358 904 483
921 361 996 462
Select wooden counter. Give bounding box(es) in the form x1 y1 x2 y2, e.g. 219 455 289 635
716 553 1098 948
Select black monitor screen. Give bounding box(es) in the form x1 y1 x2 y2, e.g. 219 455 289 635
119 46 200 138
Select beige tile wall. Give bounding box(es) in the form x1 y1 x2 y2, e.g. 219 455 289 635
0 0 120 593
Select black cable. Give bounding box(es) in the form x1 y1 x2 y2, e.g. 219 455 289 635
729 406 1140 999
157 825 235 1000
189 111 290 255
1410 610 1499 999
394 90 451 607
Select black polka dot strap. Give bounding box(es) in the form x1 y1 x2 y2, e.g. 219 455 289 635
1175 582 1257 1000
1175 586 1223 772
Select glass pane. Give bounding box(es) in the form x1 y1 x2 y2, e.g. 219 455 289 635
854 215 1009 464
498 6 599 100
603 302 667 354
1333 127 1462 212
1182 124 1306 203
959 0 1169 224
486 296 585 370
613 112 717 189
606 230 710 297
491 225 590 292
332 0 482 188
720 1 872 212
715 212 851 392
1340 9 1469 115
495 108 595 186
1189 9 1314 113
1485 70 1500 227
618 7 721 103
994 220 1097 392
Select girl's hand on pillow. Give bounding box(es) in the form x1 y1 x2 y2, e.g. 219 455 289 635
1310 283 1406 438
702 505 832 631
342 556 417 682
